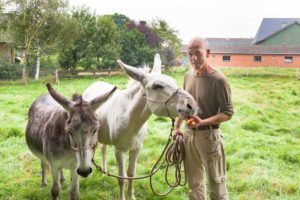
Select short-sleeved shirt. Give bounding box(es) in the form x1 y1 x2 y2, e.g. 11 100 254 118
183 69 234 121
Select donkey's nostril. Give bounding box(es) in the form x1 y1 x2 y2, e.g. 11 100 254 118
187 104 192 109
77 167 92 177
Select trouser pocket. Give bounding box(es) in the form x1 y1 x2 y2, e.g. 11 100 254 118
206 143 226 184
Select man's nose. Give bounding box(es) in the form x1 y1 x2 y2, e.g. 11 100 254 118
191 55 198 61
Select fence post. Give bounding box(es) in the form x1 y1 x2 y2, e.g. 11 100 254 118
108 67 111 76
55 69 60 85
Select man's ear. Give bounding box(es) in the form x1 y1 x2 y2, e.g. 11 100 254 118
206 48 211 58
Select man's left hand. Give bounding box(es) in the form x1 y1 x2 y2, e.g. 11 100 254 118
186 115 202 128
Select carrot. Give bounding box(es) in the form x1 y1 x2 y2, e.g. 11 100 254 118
186 118 197 126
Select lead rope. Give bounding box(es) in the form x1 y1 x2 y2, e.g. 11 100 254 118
149 118 187 196
92 118 187 196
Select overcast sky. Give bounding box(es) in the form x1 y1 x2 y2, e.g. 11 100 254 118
69 0 300 43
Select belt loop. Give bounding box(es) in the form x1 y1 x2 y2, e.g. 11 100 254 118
209 124 213 133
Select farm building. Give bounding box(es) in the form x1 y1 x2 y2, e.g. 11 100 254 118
182 18 300 68
0 32 15 64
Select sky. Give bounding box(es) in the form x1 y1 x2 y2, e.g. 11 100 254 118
69 0 300 43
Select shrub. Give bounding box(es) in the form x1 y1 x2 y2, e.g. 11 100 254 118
0 61 22 80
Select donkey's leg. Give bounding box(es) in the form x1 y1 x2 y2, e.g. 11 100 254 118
60 169 65 183
70 169 80 200
41 160 49 187
115 149 126 200
101 144 107 173
50 166 61 200
127 148 140 200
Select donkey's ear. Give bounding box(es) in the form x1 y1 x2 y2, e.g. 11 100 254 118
90 86 117 111
117 60 149 84
46 83 72 111
152 53 161 74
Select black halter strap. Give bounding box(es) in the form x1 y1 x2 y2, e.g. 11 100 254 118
143 89 180 118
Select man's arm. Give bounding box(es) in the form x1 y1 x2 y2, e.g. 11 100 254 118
173 117 183 136
187 112 232 129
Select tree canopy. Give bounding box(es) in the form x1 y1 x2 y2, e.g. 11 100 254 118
1 1 183 81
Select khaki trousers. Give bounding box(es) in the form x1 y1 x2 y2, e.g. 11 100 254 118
183 128 229 200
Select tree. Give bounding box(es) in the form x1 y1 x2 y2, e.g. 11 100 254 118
127 20 162 48
91 15 120 69
58 7 96 70
5 0 68 83
120 20 161 66
110 13 130 30
33 3 68 79
151 19 182 67
120 28 155 66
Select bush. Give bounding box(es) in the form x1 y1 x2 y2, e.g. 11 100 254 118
0 60 22 80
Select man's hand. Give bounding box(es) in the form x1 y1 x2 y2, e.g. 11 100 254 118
172 128 183 140
186 115 202 128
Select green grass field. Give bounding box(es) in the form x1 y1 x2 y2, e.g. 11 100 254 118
0 67 299 200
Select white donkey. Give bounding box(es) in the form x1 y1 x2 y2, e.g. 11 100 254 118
83 55 197 200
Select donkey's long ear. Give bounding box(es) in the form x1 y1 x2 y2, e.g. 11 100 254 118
117 60 149 84
46 83 72 111
152 53 161 74
90 86 117 111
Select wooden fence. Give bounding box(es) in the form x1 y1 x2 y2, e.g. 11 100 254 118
58 68 124 78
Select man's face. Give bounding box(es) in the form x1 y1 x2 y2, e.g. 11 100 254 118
188 48 207 70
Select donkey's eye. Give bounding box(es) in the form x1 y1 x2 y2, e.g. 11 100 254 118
152 84 163 90
93 130 98 135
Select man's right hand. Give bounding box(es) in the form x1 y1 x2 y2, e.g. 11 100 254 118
172 128 183 140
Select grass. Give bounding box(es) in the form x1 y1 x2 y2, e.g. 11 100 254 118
0 67 300 199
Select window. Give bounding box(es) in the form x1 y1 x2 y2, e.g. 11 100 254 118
284 56 293 63
254 56 262 62
223 55 230 62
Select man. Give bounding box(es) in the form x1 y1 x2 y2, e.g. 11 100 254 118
174 37 234 200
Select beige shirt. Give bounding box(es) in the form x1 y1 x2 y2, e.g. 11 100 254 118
183 69 234 121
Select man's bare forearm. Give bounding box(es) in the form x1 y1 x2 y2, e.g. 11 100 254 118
175 117 183 130
200 112 231 126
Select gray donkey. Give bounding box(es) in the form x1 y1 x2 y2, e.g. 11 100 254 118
26 83 116 200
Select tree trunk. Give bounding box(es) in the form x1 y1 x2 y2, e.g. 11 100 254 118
35 47 40 80
21 50 28 85
22 65 27 84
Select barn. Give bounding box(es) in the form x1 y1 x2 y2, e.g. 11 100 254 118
182 18 300 68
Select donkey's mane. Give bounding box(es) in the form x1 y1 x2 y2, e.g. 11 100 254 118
72 94 86 106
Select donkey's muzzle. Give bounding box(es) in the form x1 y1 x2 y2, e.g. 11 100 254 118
77 167 92 177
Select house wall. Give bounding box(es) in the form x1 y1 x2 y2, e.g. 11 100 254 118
0 43 14 63
258 24 300 45
208 54 300 68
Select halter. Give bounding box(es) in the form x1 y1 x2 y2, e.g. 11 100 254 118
142 88 180 118
71 143 97 151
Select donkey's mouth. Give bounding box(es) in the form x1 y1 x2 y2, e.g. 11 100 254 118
77 167 92 177
178 109 194 119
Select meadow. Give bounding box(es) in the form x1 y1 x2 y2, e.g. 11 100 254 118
0 67 299 200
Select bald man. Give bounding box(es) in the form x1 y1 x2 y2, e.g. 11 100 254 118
173 37 234 200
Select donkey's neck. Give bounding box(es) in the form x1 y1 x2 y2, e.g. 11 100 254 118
124 83 151 127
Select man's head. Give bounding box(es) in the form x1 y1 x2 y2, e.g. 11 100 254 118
187 37 210 70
